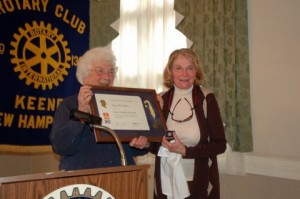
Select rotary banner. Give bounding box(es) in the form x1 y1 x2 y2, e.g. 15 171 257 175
0 0 89 151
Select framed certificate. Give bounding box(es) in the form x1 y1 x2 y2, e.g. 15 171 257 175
90 86 167 142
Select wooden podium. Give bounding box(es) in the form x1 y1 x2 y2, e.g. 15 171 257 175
0 164 149 199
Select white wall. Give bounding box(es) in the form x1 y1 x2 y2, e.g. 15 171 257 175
246 0 300 179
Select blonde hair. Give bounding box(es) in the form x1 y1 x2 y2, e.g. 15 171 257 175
163 48 204 88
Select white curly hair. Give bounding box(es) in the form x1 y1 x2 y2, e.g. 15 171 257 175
76 47 117 84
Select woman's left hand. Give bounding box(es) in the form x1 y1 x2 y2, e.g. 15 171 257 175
130 136 150 149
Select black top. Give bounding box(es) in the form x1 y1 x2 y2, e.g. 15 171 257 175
50 95 146 171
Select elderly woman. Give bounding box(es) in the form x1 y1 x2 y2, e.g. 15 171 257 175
50 47 148 171
154 48 227 199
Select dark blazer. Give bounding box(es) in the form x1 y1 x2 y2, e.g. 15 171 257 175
50 95 146 171
154 86 226 199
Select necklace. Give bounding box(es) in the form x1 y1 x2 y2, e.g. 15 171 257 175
169 97 195 123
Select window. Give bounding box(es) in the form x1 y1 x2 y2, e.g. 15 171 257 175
112 0 187 92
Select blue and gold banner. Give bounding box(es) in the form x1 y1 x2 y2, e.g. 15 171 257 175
0 0 89 150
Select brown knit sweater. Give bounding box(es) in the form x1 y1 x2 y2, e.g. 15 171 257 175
153 86 226 199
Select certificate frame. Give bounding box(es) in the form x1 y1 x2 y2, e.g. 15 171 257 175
90 86 167 142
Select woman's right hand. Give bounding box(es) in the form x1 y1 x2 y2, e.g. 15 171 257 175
78 85 93 112
162 132 186 156
156 94 164 108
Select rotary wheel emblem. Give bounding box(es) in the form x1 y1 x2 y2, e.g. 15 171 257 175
60 187 102 199
10 20 71 90
44 184 114 199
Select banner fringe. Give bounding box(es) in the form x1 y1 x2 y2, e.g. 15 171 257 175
0 145 53 154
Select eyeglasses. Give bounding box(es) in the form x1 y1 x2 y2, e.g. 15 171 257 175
91 67 117 77
169 97 194 123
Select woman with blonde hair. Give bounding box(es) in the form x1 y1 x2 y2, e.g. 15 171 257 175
154 48 226 199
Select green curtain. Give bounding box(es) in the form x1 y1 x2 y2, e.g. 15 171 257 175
90 0 120 47
175 0 252 152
